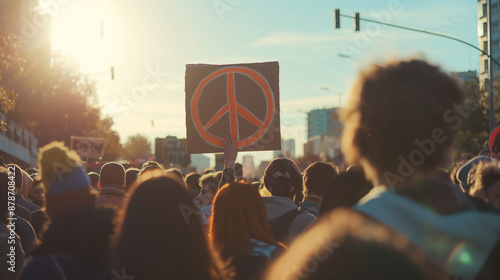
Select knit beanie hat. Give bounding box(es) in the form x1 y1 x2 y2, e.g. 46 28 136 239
264 158 302 197
38 141 96 218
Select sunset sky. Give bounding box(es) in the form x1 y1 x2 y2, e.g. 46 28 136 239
46 0 480 164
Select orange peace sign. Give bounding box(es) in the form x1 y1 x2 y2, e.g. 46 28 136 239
191 67 275 148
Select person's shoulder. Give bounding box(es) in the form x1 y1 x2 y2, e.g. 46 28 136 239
18 198 41 213
287 210 317 237
296 211 317 222
15 204 31 221
19 255 60 280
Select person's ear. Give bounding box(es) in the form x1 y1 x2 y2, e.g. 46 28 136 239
98 181 102 189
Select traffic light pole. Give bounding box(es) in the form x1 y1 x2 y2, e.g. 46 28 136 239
335 8 498 133
335 11 500 68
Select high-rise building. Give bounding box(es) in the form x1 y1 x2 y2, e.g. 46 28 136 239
273 138 296 159
307 108 338 139
304 108 342 160
478 0 500 82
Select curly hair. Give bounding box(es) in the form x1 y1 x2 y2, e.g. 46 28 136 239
470 161 500 202
199 171 223 193
341 59 464 185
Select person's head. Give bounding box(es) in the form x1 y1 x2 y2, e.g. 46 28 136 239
234 163 243 179
165 168 184 181
21 169 34 198
198 171 223 208
28 181 46 209
38 141 95 219
457 156 494 193
210 182 277 263
263 158 302 199
341 59 465 188
139 161 164 179
33 206 114 268
113 175 227 279
302 161 339 198
87 172 100 191
319 169 373 216
470 161 500 208
99 162 126 188
125 168 140 193
185 172 201 198
203 168 215 175
25 167 38 177
450 160 467 184
6 163 23 194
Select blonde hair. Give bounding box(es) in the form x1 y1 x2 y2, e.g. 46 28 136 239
38 141 81 191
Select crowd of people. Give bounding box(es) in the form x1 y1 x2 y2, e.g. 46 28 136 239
1 59 500 280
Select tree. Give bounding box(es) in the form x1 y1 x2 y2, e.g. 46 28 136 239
453 79 489 159
123 134 152 161
100 118 122 161
5 50 122 158
0 31 25 130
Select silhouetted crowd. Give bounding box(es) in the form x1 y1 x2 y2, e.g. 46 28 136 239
1 59 500 280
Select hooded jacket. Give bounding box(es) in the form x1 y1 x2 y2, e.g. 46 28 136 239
263 196 316 243
356 180 500 280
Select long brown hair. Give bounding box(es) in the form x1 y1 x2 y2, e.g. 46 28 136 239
112 175 228 280
209 181 279 263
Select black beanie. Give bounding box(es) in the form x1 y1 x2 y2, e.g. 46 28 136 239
264 158 302 196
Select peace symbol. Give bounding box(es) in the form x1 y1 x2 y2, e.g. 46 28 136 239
190 67 275 148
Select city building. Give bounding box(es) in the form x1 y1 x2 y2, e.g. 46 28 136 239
307 108 339 139
0 113 38 167
450 70 478 84
273 138 296 159
155 136 190 168
478 0 500 83
257 161 271 178
304 108 342 160
242 155 256 180
303 134 337 161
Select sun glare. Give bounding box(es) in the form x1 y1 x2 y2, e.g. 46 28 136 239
49 1 125 74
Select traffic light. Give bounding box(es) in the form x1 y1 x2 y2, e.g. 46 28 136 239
334 9 340 29
354 12 360 31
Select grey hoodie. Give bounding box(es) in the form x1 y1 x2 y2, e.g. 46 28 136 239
262 196 316 242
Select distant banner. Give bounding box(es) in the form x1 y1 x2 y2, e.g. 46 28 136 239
185 61 281 153
70 136 106 160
